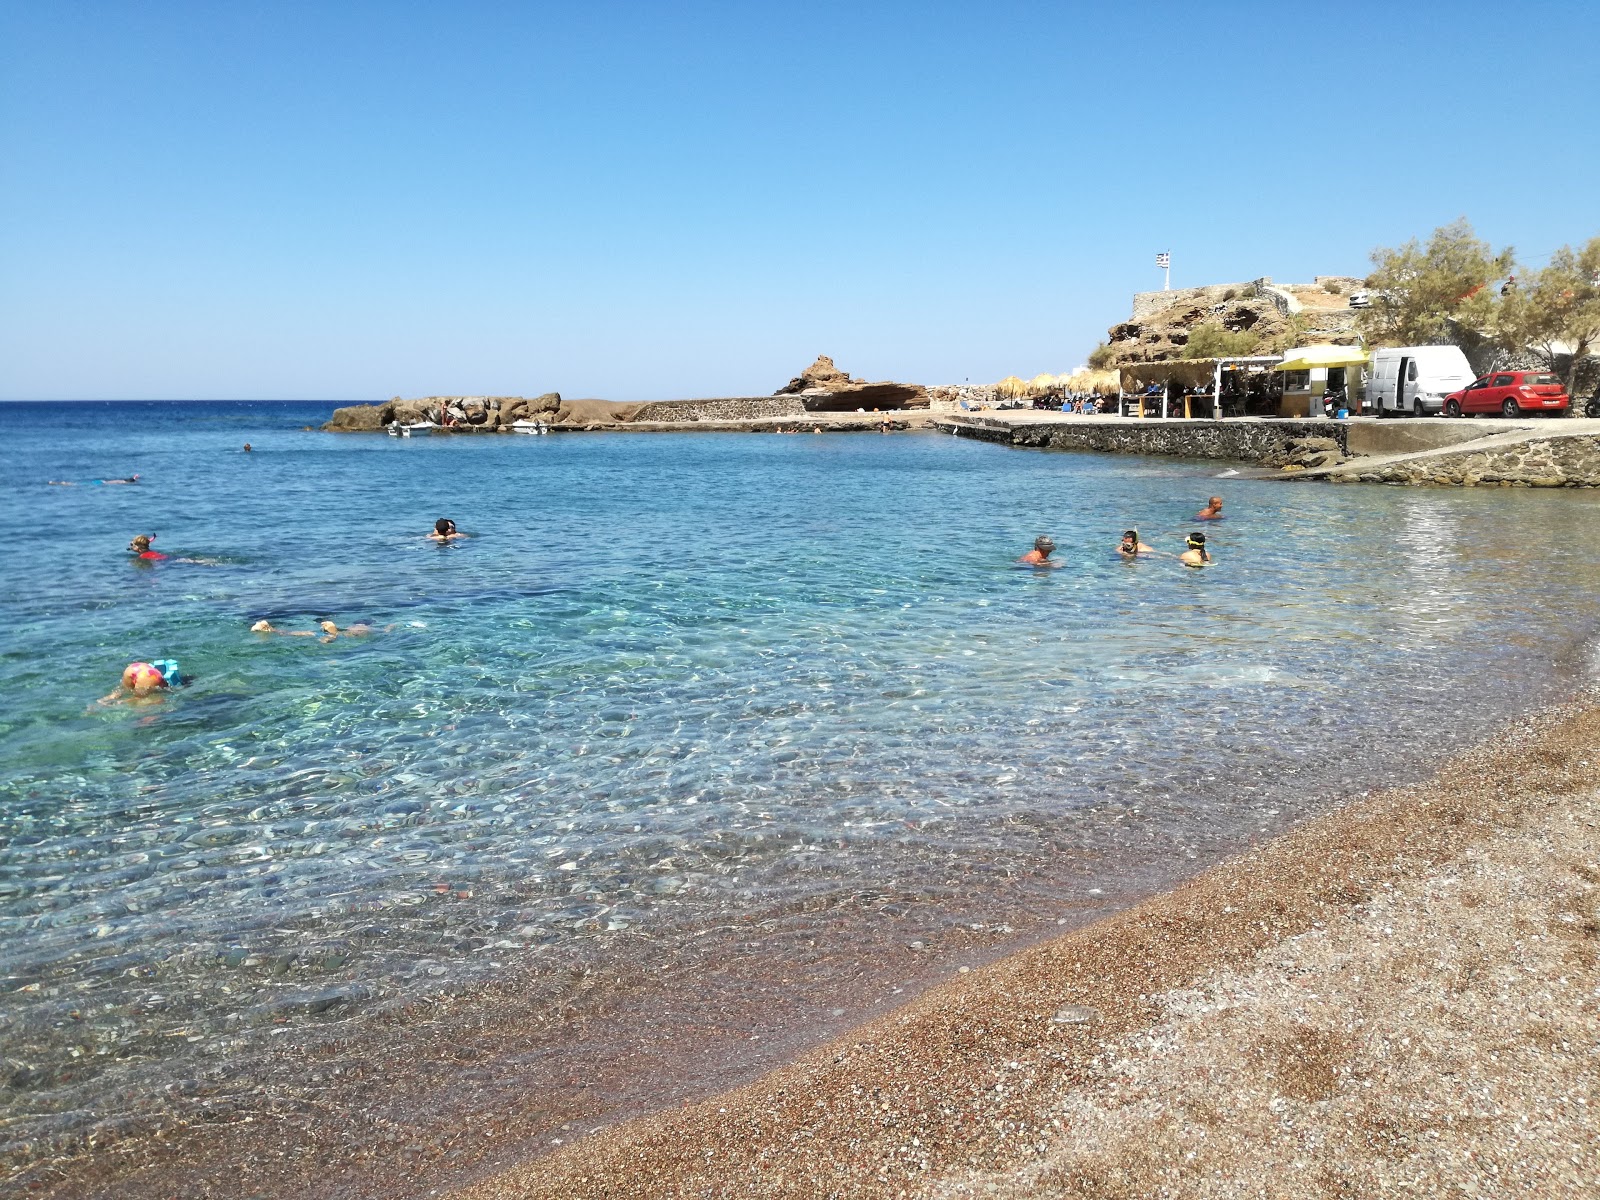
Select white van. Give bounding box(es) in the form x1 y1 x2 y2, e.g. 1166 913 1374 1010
1367 346 1475 417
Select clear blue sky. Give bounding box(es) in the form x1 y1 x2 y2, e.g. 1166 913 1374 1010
2 1 1595 400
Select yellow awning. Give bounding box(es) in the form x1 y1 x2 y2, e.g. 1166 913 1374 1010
1275 344 1369 371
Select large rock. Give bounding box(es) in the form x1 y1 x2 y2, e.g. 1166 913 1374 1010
324 403 392 432
775 355 861 395
799 382 930 412
528 392 562 416
774 356 928 410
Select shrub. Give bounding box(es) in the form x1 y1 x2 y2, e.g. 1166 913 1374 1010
1182 323 1258 360
1087 341 1115 369
1323 280 1344 294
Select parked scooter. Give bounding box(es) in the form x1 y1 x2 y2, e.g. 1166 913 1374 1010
1586 392 1600 419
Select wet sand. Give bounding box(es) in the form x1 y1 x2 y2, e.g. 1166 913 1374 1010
452 694 1600 1199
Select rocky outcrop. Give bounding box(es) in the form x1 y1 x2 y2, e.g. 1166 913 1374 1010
1271 436 1350 471
326 403 389 431
773 356 930 411
775 355 861 394
323 393 563 432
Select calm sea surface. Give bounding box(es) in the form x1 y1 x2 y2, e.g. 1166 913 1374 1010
2 401 1599 1177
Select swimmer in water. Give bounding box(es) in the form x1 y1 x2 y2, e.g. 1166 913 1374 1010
1117 529 1155 558
97 660 178 706
251 620 320 637
428 518 463 541
129 534 167 561
1179 532 1212 568
100 475 140 485
243 443 252 452
1018 535 1061 567
1196 496 1224 520
251 619 390 640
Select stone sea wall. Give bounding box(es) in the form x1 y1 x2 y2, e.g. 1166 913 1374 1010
1326 436 1600 488
630 396 807 422
951 417 1351 464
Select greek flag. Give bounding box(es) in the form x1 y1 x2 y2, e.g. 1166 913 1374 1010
1155 252 1170 268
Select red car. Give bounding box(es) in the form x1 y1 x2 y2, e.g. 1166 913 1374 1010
1443 370 1570 417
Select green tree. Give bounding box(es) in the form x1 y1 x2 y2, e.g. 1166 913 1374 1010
1357 218 1514 347
1086 341 1115 369
1181 323 1257 360
1499 237 1600 401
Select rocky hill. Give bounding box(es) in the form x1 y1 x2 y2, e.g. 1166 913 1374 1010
1104 278 1363 367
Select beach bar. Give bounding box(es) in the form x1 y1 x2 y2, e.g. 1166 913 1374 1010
1117 355 1283 419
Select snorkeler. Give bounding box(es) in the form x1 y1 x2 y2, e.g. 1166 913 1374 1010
100 475 140 485
129 534 167 561
251 619 389 640
1018 536 1061 567
1196 496 1224 520
1179 532 1212 568
1117 529 1155 558
428 518 463 541
97 660 180 706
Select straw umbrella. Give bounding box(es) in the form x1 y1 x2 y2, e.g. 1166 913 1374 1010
995 375 1029 400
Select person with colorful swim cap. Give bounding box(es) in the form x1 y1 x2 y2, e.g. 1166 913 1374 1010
98 659 181 706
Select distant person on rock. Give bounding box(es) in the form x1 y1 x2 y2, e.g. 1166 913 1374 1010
1196 496 1225 520
1179 533 1212 568
1018 536 1061 567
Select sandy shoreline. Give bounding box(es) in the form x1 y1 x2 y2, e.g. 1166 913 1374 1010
451 694 1600 1199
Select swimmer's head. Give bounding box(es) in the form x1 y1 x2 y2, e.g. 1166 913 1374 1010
434 518 456 536
1208 496 1223 508
1187 532 1207 549
1122 530 1138 544
318 621 338 635
250 620 273 633
121 661 168 695
1034 536 1055 553
129 534 153 551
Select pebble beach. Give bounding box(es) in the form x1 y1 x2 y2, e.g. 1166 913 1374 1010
452 695 1600 1200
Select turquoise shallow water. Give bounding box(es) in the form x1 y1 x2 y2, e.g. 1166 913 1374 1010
2 401 1599 1163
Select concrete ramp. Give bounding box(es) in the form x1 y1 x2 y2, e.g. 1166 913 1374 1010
1344 421 1507 457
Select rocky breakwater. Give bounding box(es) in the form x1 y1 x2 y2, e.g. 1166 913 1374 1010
1321 430 1600 488
324 394 564 432
774 355 929 412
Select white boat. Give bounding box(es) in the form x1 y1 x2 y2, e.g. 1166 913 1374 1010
386 421 438 437
510 419 550 435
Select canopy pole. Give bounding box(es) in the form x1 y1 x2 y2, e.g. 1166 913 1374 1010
1214 360 1223 420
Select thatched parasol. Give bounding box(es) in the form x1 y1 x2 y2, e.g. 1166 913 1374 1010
994 375 1029 399
1027 373 1059 396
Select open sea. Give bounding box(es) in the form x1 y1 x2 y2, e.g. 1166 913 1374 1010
3 400 1599 1190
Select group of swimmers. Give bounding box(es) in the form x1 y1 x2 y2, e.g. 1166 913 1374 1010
101 516 463 705
1018 495 1224 570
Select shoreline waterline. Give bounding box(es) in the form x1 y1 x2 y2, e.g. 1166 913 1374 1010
449 687 1600 1200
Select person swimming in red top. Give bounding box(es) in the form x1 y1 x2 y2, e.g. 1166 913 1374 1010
128 534 167 560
